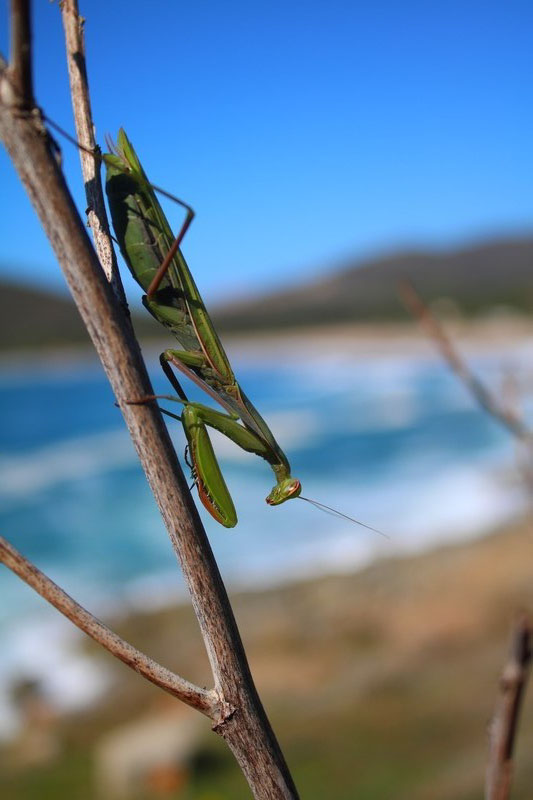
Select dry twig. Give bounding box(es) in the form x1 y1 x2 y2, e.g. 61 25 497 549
8 0 33 106
486 615 532 800
60 0 125 299
399 280 532 443
0 536 215 715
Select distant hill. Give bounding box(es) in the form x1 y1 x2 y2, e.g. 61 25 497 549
1 235 532 350
212 235 533 332
0 280 160 351
0 282 90 351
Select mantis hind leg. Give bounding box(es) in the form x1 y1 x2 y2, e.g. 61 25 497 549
161 349 240 419
146 193 195 299
159 407 183 424
125 352 209 414
160 353 190 402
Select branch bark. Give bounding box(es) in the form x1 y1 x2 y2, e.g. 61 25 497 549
486 615 532 800
0 2 299 796
60 0 125 299
0 536 215 716
9 0 33 107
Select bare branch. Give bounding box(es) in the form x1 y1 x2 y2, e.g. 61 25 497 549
60 0 125 301
399 280 532 442
9 0 34 108
486 614 532 800
0 536 216 716
500 369 533 496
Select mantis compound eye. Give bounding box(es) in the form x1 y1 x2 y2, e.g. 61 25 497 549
287 479 302 497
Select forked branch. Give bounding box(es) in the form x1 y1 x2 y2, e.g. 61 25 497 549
0 536 215 716
0 2 299 796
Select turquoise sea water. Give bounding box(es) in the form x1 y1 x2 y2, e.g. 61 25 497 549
0 339 530 734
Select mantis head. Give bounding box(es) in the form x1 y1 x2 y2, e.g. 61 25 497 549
266 478 302 506
267 475 388 536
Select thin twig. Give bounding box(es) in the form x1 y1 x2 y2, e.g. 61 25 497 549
9 0 33 108
60 0 126 301
0 536 216 716
0 3 299 797
399 280 532 442
486 614 532 800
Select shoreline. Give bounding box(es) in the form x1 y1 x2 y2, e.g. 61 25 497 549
3 512 533 792
0 506 528 739
1 316 533 368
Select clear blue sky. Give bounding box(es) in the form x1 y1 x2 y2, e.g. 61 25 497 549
1 0 532 305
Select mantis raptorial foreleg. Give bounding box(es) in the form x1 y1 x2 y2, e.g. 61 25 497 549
134 389 273 528
129 359 272 528
136 392 275 464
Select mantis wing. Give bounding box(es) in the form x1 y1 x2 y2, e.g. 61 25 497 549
104 130 233 380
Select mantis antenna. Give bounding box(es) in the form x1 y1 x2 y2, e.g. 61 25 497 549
299 497 389 538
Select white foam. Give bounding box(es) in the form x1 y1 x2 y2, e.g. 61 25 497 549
1 341 532 740
0 429 136 503
0 614 110 740
204 408 321 461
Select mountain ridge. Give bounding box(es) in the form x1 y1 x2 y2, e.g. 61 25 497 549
211 234 533 331
1 234 532 349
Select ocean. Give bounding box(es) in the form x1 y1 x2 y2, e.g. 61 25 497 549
0 334 530 736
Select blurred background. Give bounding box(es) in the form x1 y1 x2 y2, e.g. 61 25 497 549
1 1 533 797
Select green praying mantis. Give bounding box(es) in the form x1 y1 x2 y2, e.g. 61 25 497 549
103 129 384 534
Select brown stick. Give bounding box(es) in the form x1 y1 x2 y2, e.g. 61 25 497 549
0 536 215 715
59 0 126 301
486 615 532 800
399 280 532 443
0 3 299 797
500 370 533 497
9 0 33 107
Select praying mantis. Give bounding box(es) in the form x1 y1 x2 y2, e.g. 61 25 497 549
103 130 384 534
104 130 302 528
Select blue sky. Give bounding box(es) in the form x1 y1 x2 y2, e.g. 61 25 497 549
1 0 532 306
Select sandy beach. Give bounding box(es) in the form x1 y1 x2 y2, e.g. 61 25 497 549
141 316 533 361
